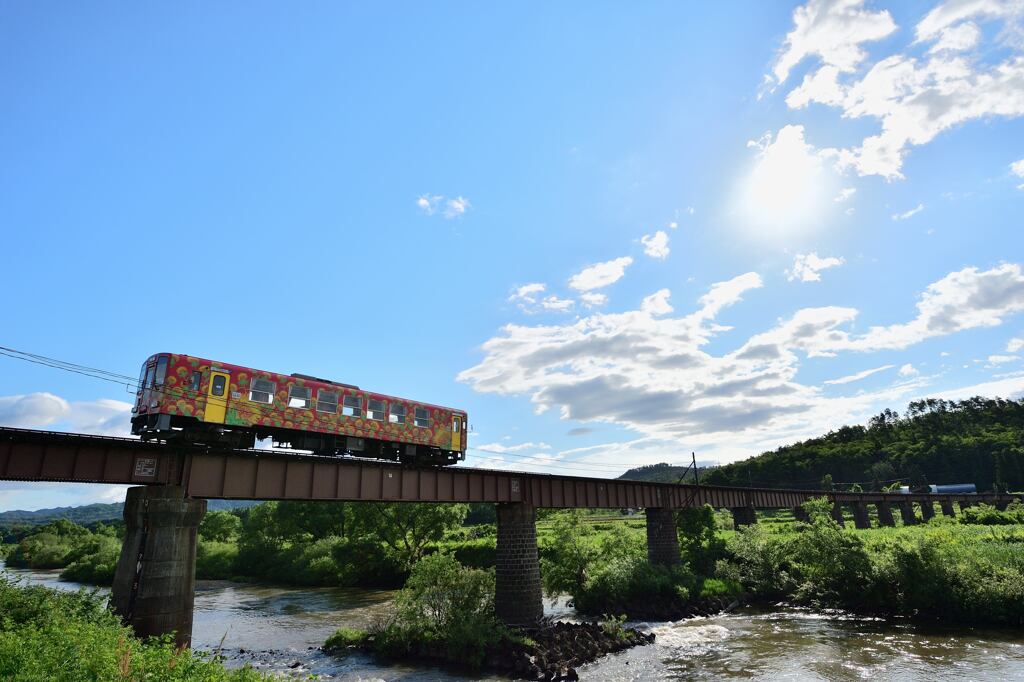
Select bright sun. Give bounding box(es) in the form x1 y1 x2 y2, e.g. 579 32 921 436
737 124 837 241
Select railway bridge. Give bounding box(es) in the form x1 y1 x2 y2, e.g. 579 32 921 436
1 426 1019 646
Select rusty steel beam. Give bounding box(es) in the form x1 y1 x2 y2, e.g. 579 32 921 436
0 427 1019 509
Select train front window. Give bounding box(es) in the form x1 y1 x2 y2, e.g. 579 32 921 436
144 365 156 390
154 357 169 386
368 399 386 421
342 395 362 417
137 363 147 394
249 378 275 404
288 385 311 409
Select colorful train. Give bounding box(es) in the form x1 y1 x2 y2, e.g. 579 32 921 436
131 353 467 465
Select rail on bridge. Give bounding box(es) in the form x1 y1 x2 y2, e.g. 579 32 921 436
1 427 1019 643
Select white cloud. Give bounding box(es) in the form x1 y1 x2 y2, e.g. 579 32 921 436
444 196 470 218
539 295 574 312
756 263 1024 355
773 0 1024 179
1012 158 1024 189
508 283 575 314
899 363 920 377
461 262 1024 466
568 257 634 292
1008 336 1024 352
892 203 925 221
771 0 897 86
824 364 894 384
697 272 763 318
475 441 551 454
640 231 670 260
834 187 857 202
786 252 845 282
417 193 470 219
0 393 131 435
581 292 608 308
987 353 1020 365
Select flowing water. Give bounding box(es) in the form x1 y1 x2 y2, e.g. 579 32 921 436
4 562 1024 680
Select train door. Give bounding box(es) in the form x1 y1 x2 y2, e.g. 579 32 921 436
451 415 462 451
203 371 230 423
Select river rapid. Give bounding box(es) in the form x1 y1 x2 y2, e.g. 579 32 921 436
4 562 1024 680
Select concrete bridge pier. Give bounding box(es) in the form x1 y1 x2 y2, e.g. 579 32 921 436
876 502 896 527
111 485 206 647
645 507 682 567
731 506 757 528
495 502 544 626
793 506 810 523
940 500 956 517
830 502 846 527
919 500 936 521
898 501 918 525
852 502 871 529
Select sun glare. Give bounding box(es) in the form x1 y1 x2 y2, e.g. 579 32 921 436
737 125 837 241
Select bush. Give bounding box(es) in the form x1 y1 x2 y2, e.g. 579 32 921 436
574 556 691 617
960 502 1024 525
0 575 268 681
61 534 121 585
372 553 511 667
196 541 239 580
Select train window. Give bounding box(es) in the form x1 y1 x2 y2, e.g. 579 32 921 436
155 357 169 386
342 395 362 417
211 375 227 397
249 378 275 404
389 404 406 424
288 385 311 409
137 363 147 393
190 371 202 392
414 407 430 428
368 399 386 421
144 365 156 389
317 391 338 414
452 418 460 432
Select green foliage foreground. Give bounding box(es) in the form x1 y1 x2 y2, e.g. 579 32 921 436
0 575 268 681
721 499 1024 625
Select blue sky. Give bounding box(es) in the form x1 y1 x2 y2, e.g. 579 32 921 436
2 1 1024 509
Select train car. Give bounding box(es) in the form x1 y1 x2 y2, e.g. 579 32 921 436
899 483 977 494
130 353 467 465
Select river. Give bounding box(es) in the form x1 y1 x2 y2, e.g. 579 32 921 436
4 562 1024 680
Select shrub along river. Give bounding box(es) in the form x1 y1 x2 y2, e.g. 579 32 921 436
3 561 1023 680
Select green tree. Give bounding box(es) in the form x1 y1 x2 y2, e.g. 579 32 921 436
199 511 242 542
351 503 467 568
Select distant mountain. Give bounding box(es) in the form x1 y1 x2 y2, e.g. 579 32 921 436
618 462 715 484
0 499 258 527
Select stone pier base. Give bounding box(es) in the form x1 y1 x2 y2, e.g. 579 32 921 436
645 507 681 567
831 502 846 527
495 502 544 626
876 502 896 527
111 485 205 647
899 501 918 525
940 500 956 517
731 506 757 528
852 502 871 529
919 501 936 521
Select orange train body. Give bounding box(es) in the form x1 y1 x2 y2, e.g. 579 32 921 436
130 353 467 465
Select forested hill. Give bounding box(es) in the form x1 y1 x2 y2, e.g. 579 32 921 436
702 397 1024 492
618 462 713 483
0 499 256 527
